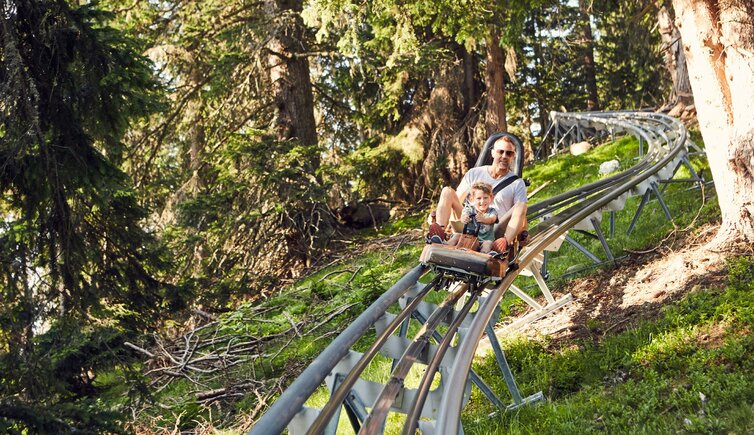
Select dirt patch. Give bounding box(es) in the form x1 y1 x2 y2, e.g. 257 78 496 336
478 223 729 354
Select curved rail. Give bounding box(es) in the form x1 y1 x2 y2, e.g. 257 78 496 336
251 265 428 434
251 111 692 434
436 111 689 432
304 275 445 434
360 281 473 433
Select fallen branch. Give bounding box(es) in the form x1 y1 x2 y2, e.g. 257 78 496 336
528 180 552 198
603 317 631 335
124 341 155 358
308 303 357 334
317 268 356 283
283 312 301 338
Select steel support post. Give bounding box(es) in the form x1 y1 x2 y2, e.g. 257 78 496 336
660 156 703 194
650 181 672 220
564 235 601 264
590 217 614 262
627 188 652 235
554 123 560 153
686 139 704 154
324 374 370 434
324 375 345 435
530 263 555 304
682 156 703 183
318 374 370 434
467 370 507 411
540 250 550 280
680 156 698 178
485 323 523 404
486 306 523 404
343 390 369 432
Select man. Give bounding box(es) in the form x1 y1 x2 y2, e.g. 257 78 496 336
428 136 527 254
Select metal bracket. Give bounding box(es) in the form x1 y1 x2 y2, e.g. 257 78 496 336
564 235 601 264
501 259 574 332
627 181 672 235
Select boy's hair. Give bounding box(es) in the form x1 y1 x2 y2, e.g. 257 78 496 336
470 181 493 196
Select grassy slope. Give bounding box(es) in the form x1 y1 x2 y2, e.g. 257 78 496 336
465 255 754 434
463 134 754 433
123 133 754 432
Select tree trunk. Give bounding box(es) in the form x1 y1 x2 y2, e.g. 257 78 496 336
266 0 318 150
485 27 508 136
671 0 754 247
530 10 551 158
658 5 693 106
404 59 471 200
461 47 479 115
264 0 325 272
579 0 600 111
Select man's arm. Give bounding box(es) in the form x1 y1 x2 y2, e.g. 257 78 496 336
494 179 528 241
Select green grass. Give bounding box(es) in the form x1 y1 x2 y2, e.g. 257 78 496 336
463 255 754 434
525 135 639 201
128 131 746 432
133 229 426 429
356 211 426 239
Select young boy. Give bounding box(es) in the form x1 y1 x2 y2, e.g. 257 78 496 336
445 181 498 253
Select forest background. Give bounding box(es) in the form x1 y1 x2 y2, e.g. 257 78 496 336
1 0 752 432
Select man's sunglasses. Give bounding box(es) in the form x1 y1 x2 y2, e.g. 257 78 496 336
493 149 515 157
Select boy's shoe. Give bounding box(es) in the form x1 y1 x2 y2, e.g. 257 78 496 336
427 222 447 242
491 237 508 255
492 237 517 261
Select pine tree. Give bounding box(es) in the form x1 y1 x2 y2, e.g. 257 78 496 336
0 0 174 430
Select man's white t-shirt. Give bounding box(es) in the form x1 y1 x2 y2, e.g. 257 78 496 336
456 167 527 214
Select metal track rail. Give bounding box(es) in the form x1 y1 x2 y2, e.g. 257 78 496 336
435 111 690 433
304 275 445 434
251 265 428 434
402 283 482 435
360 281 473 433
251 112 695 434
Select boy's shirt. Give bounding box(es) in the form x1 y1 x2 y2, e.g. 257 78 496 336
463 204 498 242
457 168 527 214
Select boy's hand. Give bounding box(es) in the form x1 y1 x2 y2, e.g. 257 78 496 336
461 213 471 224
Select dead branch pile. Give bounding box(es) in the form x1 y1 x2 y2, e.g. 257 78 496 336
124 301 357 412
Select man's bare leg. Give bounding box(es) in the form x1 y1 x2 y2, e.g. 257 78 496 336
432 186 464 227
